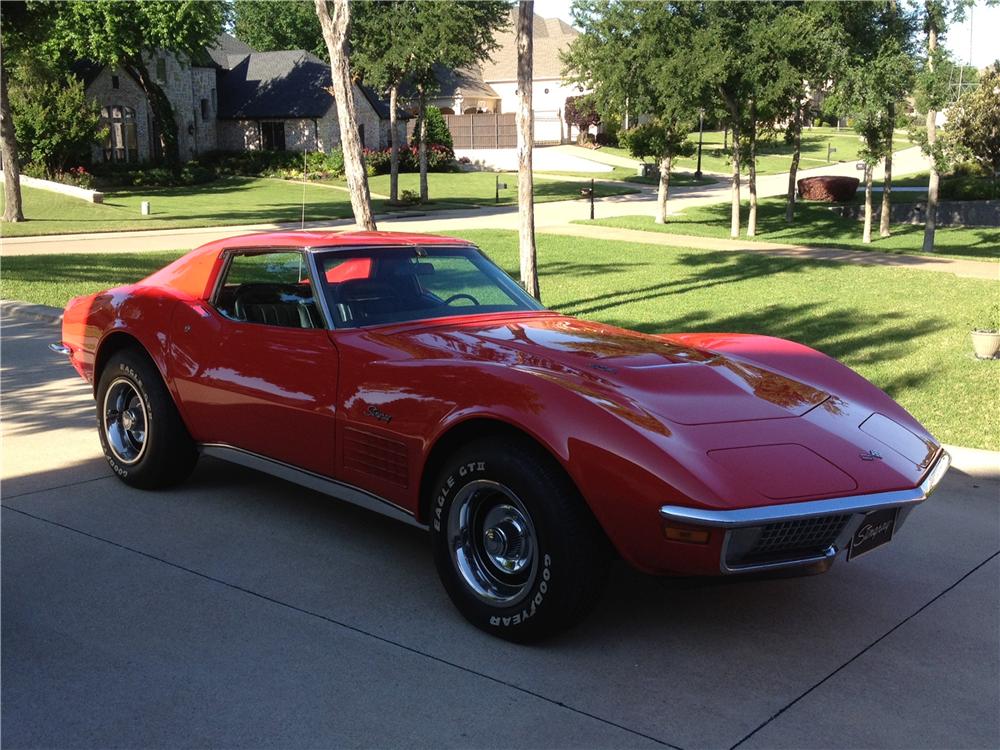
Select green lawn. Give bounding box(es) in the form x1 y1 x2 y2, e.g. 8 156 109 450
342 171 639 206
3 231 996 449
0 178 369 238
582 198 1000 261
600 127 913 176
1 173 638 237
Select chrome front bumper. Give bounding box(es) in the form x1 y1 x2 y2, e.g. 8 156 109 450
660 451 951 574
49 342 71 355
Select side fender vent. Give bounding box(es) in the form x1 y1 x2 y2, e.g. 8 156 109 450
343 427 409 487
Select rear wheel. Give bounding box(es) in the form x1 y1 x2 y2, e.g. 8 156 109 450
96 349 197 489
430 437 611 642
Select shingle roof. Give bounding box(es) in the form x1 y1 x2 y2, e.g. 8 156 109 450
204 33 254 69
218 50 334 119
479 11 579 82
400 63 500 101
216 48 402 121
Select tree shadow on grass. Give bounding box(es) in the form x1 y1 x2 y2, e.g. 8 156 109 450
555 250 817 318
612 301 946 378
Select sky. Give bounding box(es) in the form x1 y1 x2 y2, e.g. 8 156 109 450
533 0 1000 69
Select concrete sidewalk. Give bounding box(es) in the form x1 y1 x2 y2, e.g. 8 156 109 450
2 312 998 749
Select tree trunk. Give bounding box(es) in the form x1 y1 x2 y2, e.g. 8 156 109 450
747 116 758 237
880 138 893 237
922 9 938 253
124 59 180 165
785 102 803 224
389 83 399 203
730 126 741 238
655 155 672 224
516 0 539 301
417 84 428 202
0 58 25 222
315 0 376 230
863 163 874 244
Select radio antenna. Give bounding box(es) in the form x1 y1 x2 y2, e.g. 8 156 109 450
301 149 307 229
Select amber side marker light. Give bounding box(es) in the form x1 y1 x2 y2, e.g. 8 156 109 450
663 525 711 544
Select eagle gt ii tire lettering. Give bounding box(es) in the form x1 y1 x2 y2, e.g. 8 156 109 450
95 349 198 490
430 437 611 642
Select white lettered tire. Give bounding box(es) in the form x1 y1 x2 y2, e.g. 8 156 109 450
430 437 611 642
95 349 198 489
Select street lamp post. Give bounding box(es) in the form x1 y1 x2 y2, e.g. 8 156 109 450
454 87 464 115
695 109 705 179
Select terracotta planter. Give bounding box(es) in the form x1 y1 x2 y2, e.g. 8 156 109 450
971 330 1000 360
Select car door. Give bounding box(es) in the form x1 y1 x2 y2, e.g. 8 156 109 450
170 249 339 476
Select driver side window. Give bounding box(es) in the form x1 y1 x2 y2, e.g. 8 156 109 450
214 251 323 329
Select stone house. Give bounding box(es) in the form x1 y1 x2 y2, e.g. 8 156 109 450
80 33 400 164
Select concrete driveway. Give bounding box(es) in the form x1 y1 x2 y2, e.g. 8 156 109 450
3 312 998 749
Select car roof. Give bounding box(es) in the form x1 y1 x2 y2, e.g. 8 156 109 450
139 230 476 300
204 230 472 253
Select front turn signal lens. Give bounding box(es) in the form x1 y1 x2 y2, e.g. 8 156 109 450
664 526 710 544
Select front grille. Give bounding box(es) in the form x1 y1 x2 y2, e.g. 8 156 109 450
727 514 851 567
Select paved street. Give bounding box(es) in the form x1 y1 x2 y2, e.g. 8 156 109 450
2 311 998 749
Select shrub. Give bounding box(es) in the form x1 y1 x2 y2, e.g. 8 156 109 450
363 144 456 175
565 94 600 144
22 163 98 189
10 59 104 177
91 161 215 188
797 175 860 202
411 106 453 149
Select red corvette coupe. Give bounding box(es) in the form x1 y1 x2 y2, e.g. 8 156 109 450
53 230 950 641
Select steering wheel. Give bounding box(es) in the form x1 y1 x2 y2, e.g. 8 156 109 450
443 293 480 306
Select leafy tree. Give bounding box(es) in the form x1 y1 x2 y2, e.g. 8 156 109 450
517 0 539 300
315 0 376 229
564 94 600 144
55 0 227 165
410 106 453 149
352 0 507 203
1 0 60 222
233 0 326 58
946 62 1000 197
564 1 701 224
563 0 640 134
9 58 104 176
916 0 972 252
621 121 694 222
826 1 916 243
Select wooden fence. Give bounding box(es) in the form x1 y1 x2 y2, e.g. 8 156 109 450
407 111 565 149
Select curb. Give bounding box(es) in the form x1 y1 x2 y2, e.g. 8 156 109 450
1 300 63 325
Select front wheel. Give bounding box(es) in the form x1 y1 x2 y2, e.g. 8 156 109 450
430 437 611 642
96 349 198 489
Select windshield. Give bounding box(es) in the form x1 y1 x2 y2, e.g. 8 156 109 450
315 245 545 328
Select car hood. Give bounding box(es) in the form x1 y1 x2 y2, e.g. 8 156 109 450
404 315 831 426
378 314 939 504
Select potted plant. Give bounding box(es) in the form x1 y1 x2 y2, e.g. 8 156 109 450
971 303 1000 360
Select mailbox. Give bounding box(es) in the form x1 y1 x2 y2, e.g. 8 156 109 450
580 187 593 198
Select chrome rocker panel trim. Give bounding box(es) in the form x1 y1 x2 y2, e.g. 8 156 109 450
660 450 950 574
199 443 428 530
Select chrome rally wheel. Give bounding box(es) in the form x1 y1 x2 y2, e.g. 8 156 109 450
448 480 538 607
95 349 197 489
102 377 149 464
430 437 612 642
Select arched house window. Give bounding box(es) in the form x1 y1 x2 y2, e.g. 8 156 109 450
102 105 138 162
